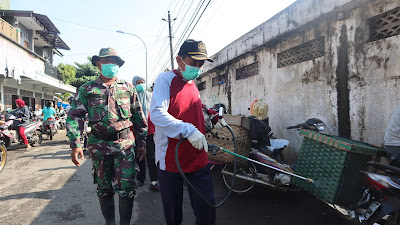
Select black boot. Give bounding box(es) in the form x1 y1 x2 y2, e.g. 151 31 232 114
119 196 134 225
98 196 116 225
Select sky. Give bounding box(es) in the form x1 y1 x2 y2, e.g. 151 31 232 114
10 0 297 85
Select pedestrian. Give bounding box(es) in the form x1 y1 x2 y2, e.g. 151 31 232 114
150 39 225 225
65 96 73 114
12 99 31 150
66 47 148 225
132 75 159 190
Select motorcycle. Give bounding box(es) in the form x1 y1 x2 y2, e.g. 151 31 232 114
0 114 43 148
43 117 57 140
55 111 67 130
342 160 400 225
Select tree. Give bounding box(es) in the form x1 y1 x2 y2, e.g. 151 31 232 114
57 63 76 84
54 93 72 102
72 57 99 88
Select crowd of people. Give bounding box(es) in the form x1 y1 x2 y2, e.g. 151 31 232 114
65 40 222 225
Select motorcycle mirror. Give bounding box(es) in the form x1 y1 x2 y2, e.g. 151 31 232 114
305 118 326 131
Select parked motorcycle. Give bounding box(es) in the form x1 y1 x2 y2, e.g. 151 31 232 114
0 114 42 148
55 111 67 130
43 117 57 140
351 161 400 225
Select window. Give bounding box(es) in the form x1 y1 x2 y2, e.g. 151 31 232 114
236 62 259 80
197 81 206 91
212 74 228 86
368 7 400 42
277 36 325 68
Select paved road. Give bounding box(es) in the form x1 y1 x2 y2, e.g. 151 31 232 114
0 130 354 225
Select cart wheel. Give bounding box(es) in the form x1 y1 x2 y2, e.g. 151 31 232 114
0 144 7 173
222 162 256 195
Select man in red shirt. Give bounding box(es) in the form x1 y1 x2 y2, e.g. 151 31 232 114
150 39 215 225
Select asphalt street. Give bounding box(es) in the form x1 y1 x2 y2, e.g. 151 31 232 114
0 130 354 225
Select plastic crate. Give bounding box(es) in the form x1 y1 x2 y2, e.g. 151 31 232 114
292 129 384 205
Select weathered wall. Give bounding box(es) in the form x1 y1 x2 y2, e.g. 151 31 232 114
199 0 400 160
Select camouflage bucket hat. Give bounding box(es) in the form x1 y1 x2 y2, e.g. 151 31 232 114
91 47 125 67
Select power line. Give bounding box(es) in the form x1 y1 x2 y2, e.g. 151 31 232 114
187 0 212 38
150 0 195 74
154 0 205 75
193 0 223 36
157 0 207 74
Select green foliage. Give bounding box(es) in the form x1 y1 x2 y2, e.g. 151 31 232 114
57 63 76 84
54 93 72 102
57 57 99 88
72 56 99 87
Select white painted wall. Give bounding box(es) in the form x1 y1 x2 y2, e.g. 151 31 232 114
199 0 400 160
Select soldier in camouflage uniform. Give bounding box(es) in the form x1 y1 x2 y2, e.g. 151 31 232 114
66 47 148 225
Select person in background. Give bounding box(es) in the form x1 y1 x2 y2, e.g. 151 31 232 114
12 99 32 150
150 39 226 225
42 101 56 122
65 96 73 114
384 105 400 167
132 75 159 190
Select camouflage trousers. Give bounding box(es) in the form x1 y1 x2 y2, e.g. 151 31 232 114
91 149 137 198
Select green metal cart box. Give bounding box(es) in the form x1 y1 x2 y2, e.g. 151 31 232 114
292 130 383 205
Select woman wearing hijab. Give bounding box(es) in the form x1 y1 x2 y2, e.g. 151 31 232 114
132 75 159 190
12 99 31 150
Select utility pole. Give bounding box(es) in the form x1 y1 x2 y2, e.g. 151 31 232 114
163 11 176 70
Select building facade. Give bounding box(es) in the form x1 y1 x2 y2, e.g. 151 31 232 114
0 9 75 111
198 0 400 159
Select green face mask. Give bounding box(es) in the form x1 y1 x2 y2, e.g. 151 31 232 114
181 61 202 80
101 64 119 78
136 84 145 92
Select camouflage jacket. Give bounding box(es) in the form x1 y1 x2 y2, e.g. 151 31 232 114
66 77 148 155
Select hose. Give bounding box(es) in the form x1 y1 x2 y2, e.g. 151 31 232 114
175 125 237 208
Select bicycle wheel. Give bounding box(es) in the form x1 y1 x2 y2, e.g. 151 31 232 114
222 162 257 195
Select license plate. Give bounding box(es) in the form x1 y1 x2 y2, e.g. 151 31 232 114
363 201 381 220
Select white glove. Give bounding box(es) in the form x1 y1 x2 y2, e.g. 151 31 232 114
214 118 228 130
187 129 208 153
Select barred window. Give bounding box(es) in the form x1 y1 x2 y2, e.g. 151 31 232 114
35 93 43 99
197 81 206 91
20 89 33 97
4 86 17 95
368 7 400 42
212 74 227 86
236 62 259 80
277 36 325 68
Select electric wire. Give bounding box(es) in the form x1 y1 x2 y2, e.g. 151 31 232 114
152 0 204 75
156 0 207 74
149 0 182 69
186 0 212 38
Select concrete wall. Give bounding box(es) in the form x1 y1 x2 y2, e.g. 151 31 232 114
199 0 400 160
